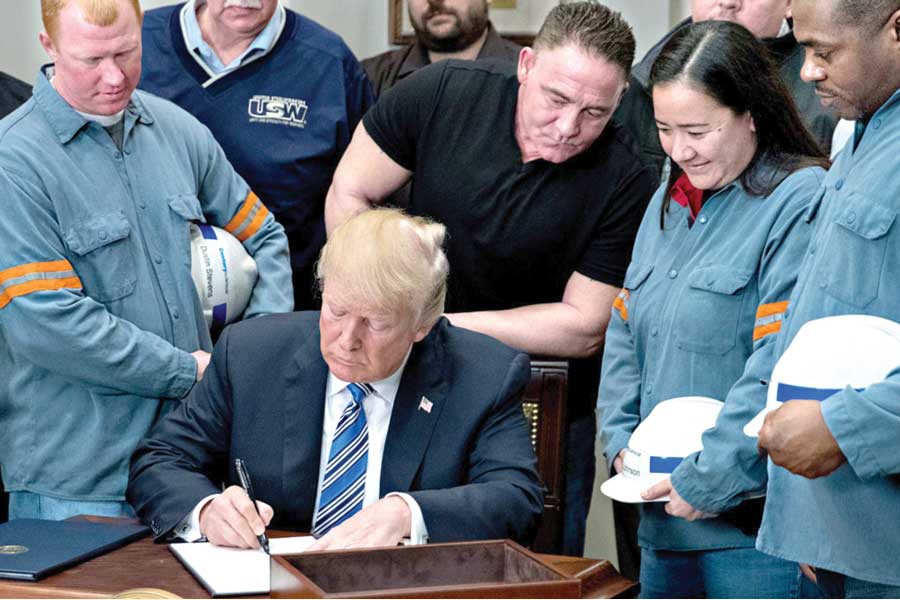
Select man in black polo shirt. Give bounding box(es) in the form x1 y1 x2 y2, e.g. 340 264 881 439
325 2 657 556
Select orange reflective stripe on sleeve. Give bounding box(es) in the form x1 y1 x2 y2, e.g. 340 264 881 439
235 204 269 242
613 288 629 321
0 259 73 284
224 191 258 233
0 260 82 310
753 321 782 341
756 300 789 319
753 300 789 341
224 191 270 241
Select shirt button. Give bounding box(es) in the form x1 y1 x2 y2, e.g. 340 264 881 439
809 244 816 255
819 281 827 289
651 328 659 337
114 152 122 160
835 179 844 190
646 384 654 394
154 255 163 264
668 269 678 279
138 203 146 209
172 309 180 319
98 231 108 241
873 118 882 130
846 211 856 223
698 215 708 224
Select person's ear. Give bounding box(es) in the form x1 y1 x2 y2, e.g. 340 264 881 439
614 77 630 110
891 9 900 44
413 320 434 343
517 47 536 84
785 0 792 20
39 31 58 62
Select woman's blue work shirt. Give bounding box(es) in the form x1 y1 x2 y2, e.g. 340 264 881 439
598 163 825 551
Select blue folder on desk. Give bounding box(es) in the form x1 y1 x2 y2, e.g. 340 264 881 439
0 519 149 581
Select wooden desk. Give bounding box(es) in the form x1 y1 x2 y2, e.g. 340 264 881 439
0 531 635 599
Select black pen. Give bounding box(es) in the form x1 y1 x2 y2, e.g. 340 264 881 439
234 458 270 554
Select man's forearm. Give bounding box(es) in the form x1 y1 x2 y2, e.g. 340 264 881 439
446 303 606 358
324 123 413 235
324 184 373 236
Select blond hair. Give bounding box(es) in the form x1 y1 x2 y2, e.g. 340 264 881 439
42 0 142 41
317 209 449 328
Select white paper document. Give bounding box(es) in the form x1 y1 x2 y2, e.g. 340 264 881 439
170 536 315 596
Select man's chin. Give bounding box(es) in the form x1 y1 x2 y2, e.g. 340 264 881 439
419 33 468 53
325 358 367 382
817 94 860 120
540 146 582 164
90 99 130 115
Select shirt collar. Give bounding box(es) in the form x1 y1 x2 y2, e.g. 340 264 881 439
327 348 412 404
398 21 502 80
868 85 900 123
181 0 285 75
33 66 152 144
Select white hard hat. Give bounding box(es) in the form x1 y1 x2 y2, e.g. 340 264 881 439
601 396 724 504
190 223 258 333
744 315 900 437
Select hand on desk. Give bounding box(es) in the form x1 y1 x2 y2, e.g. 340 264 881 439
199 485 273 549
309 496 411 551
757 400 846 479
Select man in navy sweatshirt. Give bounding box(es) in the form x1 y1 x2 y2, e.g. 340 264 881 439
140 1 374 310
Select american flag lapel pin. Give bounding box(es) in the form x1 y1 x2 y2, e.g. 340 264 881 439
418 396 433 414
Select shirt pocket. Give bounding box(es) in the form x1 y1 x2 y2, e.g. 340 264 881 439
624 262 654 294
620 262 654 321
64 211 136 302
168 194 205 267
675 265 753 355
816 198 895 308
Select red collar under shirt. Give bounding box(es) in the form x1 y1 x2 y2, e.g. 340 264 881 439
670 173 704 223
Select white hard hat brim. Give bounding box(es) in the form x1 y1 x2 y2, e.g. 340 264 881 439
743 406 774 437
600 473 670 504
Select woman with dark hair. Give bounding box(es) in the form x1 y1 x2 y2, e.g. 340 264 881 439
598 20 829 598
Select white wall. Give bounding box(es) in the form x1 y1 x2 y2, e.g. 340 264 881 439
0 1 45 83
0 0 690 85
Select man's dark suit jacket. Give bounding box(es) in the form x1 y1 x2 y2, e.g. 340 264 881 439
128 313 543 544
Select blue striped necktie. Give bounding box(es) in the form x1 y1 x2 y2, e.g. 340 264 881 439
312 382 373 537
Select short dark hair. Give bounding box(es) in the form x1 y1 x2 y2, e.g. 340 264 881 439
533 1 635 78
649 20 829 226
832 0 900 33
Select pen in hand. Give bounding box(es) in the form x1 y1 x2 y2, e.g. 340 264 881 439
234 458 271 554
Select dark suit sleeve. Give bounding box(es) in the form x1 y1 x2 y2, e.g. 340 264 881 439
127 326 237 540
408 352 544 544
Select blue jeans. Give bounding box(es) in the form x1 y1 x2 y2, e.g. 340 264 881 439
8 491 135 520
816 568 900 599
640 547 802 598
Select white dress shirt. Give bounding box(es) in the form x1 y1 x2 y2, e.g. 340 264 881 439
177 353 428 544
